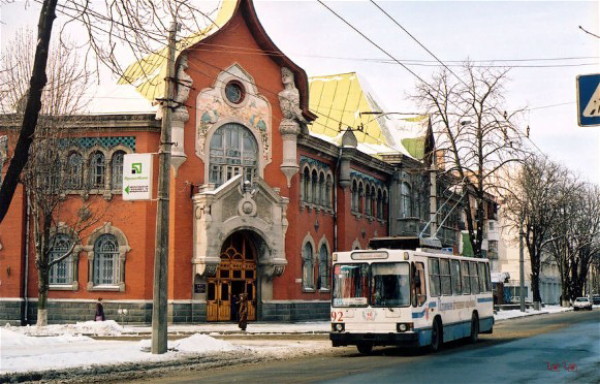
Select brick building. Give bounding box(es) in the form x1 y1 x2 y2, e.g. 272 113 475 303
0 0 460 325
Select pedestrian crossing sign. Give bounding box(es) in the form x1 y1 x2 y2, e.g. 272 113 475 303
577 74 600 127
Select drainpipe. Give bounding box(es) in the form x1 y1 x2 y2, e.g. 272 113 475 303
23 189 31 325
333 147 343 252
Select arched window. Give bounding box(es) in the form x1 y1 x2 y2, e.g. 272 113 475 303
365 185 373 217
111 151 125 190
302 242 314 290
89 151 105 189
351 180 358 212
65 152 83 189
358 182 364 214
93 234 119 285
325 174 333 208
49 234 73 285
311 169 318 205
209 123 258 186
377 189 384 220
401 182 412 218
318 172 325 206
318 244 330 290
302 167 310 203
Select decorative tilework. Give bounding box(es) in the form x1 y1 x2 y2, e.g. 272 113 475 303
59 137 136 151
300 156 331 172
350 171 386 188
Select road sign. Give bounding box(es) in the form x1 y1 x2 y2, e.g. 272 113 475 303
122 154 153 200
577 74 600 127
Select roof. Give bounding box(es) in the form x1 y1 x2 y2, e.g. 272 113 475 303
118 0 238 102
308 72 432 161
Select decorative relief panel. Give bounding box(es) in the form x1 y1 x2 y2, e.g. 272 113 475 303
195 64 272 166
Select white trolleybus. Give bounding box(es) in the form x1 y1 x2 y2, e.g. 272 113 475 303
330 238 494 354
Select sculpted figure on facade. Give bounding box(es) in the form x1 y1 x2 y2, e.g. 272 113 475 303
173 54 193 122
278 67 306 130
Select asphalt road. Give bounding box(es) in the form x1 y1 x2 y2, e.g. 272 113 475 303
128 310 599 384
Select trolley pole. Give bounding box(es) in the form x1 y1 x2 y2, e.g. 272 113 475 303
151 20 178 354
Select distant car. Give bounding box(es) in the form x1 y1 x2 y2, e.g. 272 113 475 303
592 296 600 305
573 297 593 311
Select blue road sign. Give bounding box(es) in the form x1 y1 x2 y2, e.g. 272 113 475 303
577 74 600 127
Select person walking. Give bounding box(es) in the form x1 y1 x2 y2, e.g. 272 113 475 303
231 294 239 322
95 298 105 321
238 293 248 331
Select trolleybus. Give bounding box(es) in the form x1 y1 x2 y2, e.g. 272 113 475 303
330 244 494 354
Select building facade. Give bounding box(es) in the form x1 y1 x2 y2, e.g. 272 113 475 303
0 0 465 325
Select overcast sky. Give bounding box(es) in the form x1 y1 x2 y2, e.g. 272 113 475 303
1 1 599 184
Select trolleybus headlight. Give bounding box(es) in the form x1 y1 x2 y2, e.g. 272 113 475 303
396 323 413 332
333 323 345 332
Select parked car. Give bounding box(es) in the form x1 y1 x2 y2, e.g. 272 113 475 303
573 297 593 311
592 296 600 305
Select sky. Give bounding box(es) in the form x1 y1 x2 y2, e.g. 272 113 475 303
1 1 599 184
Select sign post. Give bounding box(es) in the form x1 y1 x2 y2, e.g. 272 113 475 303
577 74 600 127
122 153 153 201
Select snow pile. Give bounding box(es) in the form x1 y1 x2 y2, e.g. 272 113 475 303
172 333 242 353
16 320 125 337
1 327 92 347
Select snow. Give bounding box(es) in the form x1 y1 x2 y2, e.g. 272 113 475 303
0 306 574 377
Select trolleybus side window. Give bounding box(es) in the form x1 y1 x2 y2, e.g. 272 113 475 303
485 263 493 292
439 258 452 296
477 262 487 293
428 258 441 297
450 259 462 295
469 261 480 294
461 260 471 294
412 262 427 307
332 263 369 307
370 263 410 308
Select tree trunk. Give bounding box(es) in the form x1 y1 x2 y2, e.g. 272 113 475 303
0 0 58 224
37 267 49 326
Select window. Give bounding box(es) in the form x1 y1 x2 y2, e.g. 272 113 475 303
302 242 315 290
461 260 471 294
412 262 427 306
365 186 372 216
400 182 411 218
451 259 462 294
312 170 319 205
93 234 119 286
318 244 330 290
209 123 257 186
332 263 369 307
376 189 384 220
325 174 333 208
478 263 488 292
65 152 83 189
439 259 452 296
89 151 105 189
469 261 480 294
49 234 73 285
351 180 358 212
370 263 410 307
428 258 441 297
302 167 310 203
318 172 325 206
358 182 364 213
111 151 125 190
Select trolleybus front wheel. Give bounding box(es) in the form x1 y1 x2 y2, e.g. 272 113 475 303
429 318 442 353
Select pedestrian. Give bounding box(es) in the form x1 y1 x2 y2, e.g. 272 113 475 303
95 297 105 321
231 294 239 322
238 293 248 331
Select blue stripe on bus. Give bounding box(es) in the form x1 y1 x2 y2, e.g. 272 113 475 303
428 302 437 308
412 310 427 319
477 297 493 303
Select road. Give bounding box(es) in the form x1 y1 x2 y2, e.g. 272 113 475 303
127 310 599 384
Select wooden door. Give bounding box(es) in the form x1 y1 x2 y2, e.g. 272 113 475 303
206 232 257 322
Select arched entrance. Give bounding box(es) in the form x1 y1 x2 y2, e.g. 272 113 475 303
206 231 257 322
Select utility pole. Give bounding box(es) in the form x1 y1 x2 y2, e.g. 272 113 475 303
519 214 525 312
152 20 178 354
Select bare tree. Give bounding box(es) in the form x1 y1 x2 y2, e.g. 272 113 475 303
502 155 573 305
549 182 600 305
1 29 101 325
413 63 526 256
0 0 218 223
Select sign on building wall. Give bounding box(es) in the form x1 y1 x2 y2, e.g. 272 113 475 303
577 73 600 127
122 154 153 200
